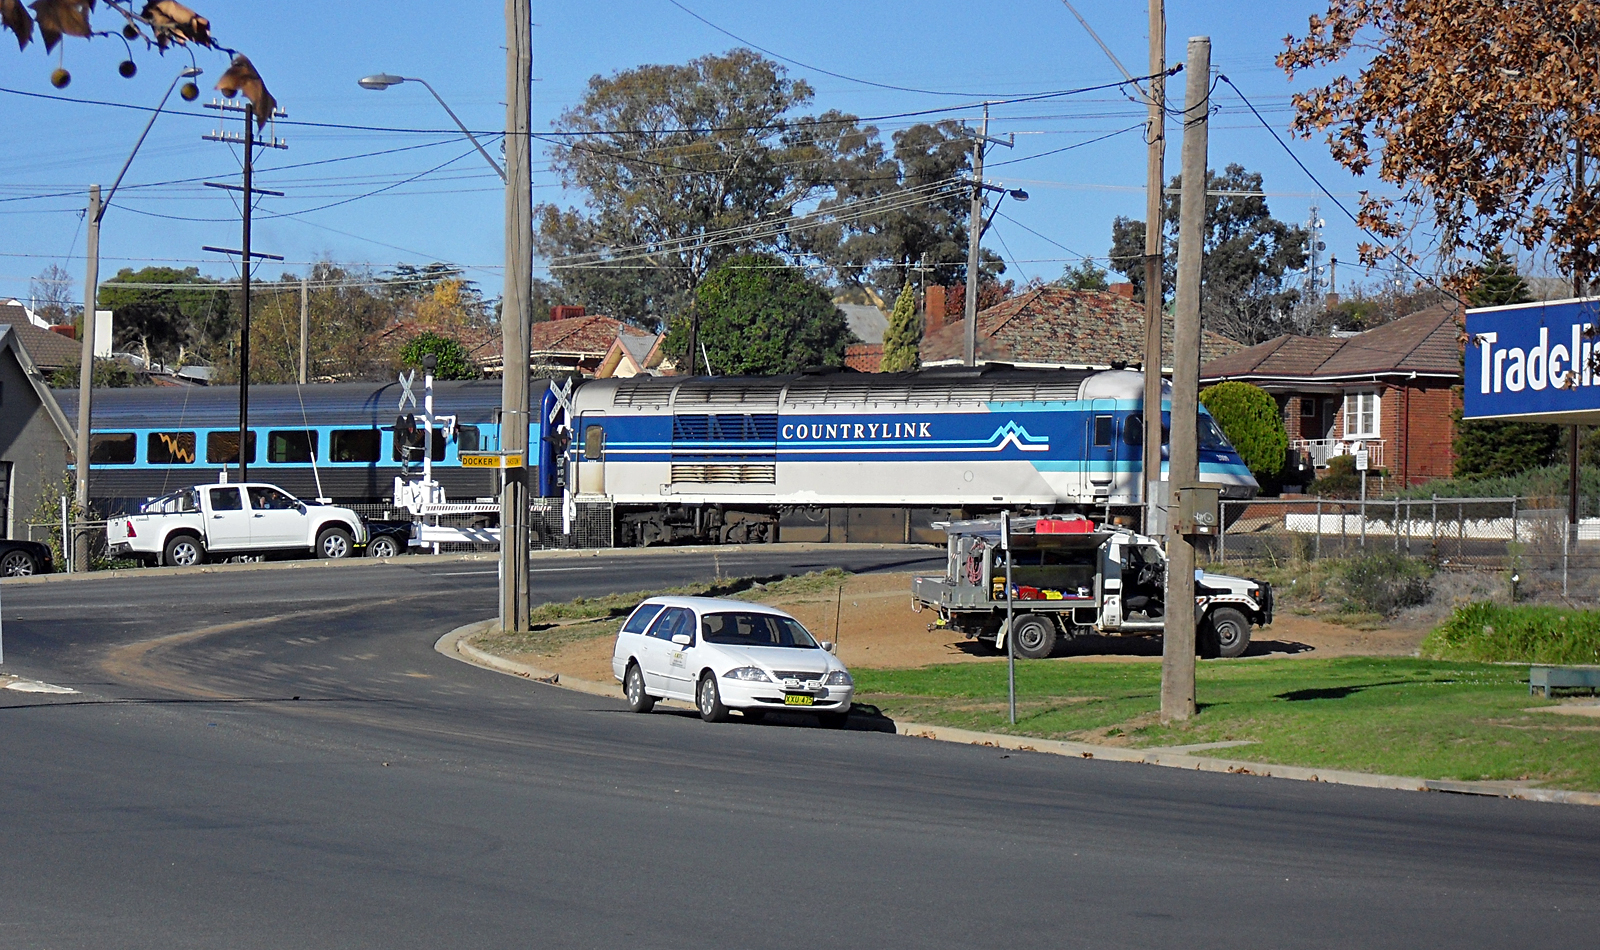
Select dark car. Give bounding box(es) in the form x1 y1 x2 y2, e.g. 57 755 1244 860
0 539 53 577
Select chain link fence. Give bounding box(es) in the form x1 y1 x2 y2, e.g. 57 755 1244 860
1217 496 1600 601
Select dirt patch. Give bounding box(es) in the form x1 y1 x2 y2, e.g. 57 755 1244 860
515 571 1432 686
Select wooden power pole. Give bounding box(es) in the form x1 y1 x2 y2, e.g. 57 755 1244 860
1162 35 1210 724
1142 1 1167 533
499 0 534 633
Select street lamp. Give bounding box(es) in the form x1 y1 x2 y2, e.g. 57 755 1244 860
358 73 506 182
72 64 203 570
967 179 1029 240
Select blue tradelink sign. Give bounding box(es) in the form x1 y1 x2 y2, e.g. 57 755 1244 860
1464 298 1600 421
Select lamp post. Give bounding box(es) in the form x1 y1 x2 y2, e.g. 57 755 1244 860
357 73 507 182
72 65 202 570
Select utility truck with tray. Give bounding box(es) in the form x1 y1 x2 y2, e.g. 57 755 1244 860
108 480 369 567
911 515 1272 659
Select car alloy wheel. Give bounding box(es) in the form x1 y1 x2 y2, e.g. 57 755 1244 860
317 527 353 559
625 663 654 713
367 535 400 558
697 673 730 723
1 550 36 576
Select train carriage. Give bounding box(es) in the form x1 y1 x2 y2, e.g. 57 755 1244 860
548 366 1258 546
57 379 524 517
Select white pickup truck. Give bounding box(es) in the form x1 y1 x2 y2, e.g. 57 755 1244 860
108 482 369 567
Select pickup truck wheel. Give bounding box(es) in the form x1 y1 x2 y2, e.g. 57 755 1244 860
1011 615 1057 660
316 527 354 560
163 534 205 568
366 535 401 559
1201 607 1251 659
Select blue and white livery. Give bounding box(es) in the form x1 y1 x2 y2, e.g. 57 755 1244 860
542 367 1257 546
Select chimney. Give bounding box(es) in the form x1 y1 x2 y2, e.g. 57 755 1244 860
924 285 947 334
50 324 75 340
1108 282 1135 299
550 305 585 321
1325 292 1341 308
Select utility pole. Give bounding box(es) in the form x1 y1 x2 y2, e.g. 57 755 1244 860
1161 35 1210 724
299 276 308 385
1141 0 1166 534
1572 142 1587 540
202 98 286 483
500 0 534 633
72 184 100 571
963 104 989 368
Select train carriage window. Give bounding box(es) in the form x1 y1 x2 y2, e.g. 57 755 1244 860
147 431 196 465
329 429 381 463
456 425 480 453
89 433 136 465
584 425 604 460
268 430 318 464
1123 413 1143 446
430 430 447 462
206 431 257 465
1092 415 1115 447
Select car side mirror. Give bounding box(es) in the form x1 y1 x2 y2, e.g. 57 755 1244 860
821 641 836 654
671 633 691 646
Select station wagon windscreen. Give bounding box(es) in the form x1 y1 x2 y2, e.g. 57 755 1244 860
701 613 818 648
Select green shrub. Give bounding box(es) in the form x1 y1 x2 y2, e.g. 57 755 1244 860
1334 552 1431 617
1423 602 1600 664
1199 381 1288 481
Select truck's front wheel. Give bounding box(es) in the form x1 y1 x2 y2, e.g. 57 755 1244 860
164 534 205 568
316 526 354 560
1011 615 1057 660
1201 607 1251 659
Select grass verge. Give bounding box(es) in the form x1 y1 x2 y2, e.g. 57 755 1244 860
470 569 851 660
1423 602 1600 664
857 657 1600 790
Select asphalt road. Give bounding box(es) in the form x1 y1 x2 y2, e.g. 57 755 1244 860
1 547 1598 949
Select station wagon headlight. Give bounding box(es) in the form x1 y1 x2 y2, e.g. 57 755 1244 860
824 670 853 687
723 667 772 682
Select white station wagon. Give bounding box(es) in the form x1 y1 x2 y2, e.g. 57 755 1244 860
612 596 855 727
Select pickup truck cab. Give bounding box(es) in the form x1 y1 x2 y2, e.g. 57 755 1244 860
109 482 368 567
912 515 1272 659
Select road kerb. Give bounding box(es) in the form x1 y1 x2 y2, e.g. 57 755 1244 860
436 618 1600 806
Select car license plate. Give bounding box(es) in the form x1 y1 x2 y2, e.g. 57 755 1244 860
783 693 814 706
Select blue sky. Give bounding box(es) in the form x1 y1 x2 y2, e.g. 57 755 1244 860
0 0 1427 312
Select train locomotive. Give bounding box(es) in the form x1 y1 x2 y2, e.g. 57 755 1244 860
539 366 1258 546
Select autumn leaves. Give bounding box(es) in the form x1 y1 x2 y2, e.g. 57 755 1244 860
1 0 273 127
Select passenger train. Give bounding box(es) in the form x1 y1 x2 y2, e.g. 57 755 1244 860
64 366 1257 544
57 379 519 516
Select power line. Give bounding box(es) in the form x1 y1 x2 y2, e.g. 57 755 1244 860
665 0 1075 99
1215 74 1463 306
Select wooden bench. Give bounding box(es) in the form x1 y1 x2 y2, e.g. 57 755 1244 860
1529 665 1600 698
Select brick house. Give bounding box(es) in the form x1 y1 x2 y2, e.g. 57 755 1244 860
919 284 1244 369
1199 305 1464 488
476 310 636 378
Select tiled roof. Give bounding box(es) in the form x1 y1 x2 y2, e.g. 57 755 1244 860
528 314 627 355
920 286 1244 369
838 303 887 344
1201 305 1464 382
0 302 77 371
845 343 883 373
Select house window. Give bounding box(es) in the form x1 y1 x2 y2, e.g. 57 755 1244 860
1343 390 1380 439
1300 397 1317 418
